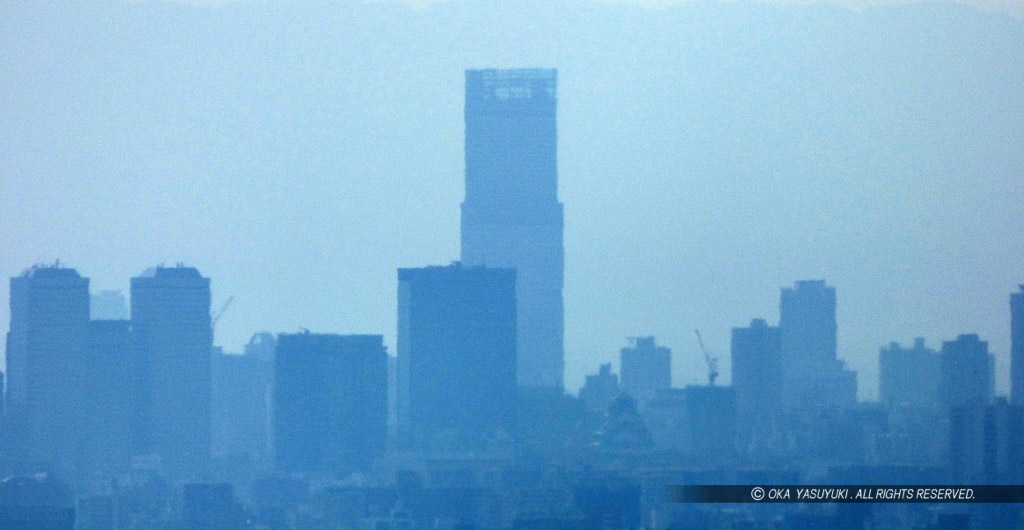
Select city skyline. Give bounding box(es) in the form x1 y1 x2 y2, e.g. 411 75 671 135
2 0 1023 401
2 19 1023 519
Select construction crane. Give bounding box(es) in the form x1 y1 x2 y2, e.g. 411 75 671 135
694 329 719 386
212 295 235 332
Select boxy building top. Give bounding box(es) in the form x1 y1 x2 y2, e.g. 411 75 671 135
137 264 203 280
466 68 557 104
19 263 81 279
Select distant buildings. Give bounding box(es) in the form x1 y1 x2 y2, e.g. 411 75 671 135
940 334 994 409
211 335 274 469
1012 286 1024 405
619 336 671 408
731 318 781 448
274 332 387 474
643 389 688 452
80 319 134 478
90 290 128 320
182 483 242 529
949 398 1024 484
879 338 941 408
684 385 737 464
397 263 517 450
130 265 213 478
579 363 620 414
460 68 564 390
643 385 738 463
779 280 856 409
5 264 89 479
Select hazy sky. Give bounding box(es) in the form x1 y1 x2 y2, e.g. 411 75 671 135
2 0 1022 399
152 0 1024 17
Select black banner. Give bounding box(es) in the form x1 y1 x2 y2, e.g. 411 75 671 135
665 485 1024 503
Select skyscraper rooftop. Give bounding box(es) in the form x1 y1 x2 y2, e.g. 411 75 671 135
137 265 203 279
466 68 556 102
19 263 81 279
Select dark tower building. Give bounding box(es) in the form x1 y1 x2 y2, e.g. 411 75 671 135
940 334 994 409
1012 286 1024 405
879 338 941 408
460 68 563 389
81 319 134 478
731 318 781 448
397 263 517 450
619 336 671 407
579 363 620 414
130 265 212 478
684 385 737 464
779 280 856 409
274 333 387 474
5 264 89 477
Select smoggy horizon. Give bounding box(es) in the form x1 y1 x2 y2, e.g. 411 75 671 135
2 0 1023 400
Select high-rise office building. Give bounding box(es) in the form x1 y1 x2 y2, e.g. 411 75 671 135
879 338 941 408
273 333 387 474
779 280 857 409
80 319 134 477
579 363 620 414
940 334 994 409
460 68 564 389
780 280 836 379
397 263 517 450
684 385 737 464
619 336 671 407
210 333 275 469
130 265 212 478
90 290 128 320
5 264 89 477
1012 286 1024 405
211 347 265 466
731 318 781 447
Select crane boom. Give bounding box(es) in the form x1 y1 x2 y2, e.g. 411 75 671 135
212 295 235 330
694 329 720 386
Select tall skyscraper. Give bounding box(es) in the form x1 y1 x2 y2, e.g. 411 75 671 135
731 318 781 447
274 333 387 474
397 263 517 450
879 338 941 408
460 68 564 389
619 336 671 407
5 264 89 477
130 265 212 478
1012 286 1024 405
779 280 856 409
80 319 134 478
940 334 994 409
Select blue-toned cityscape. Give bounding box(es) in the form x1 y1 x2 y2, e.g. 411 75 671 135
2 1 1024 529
